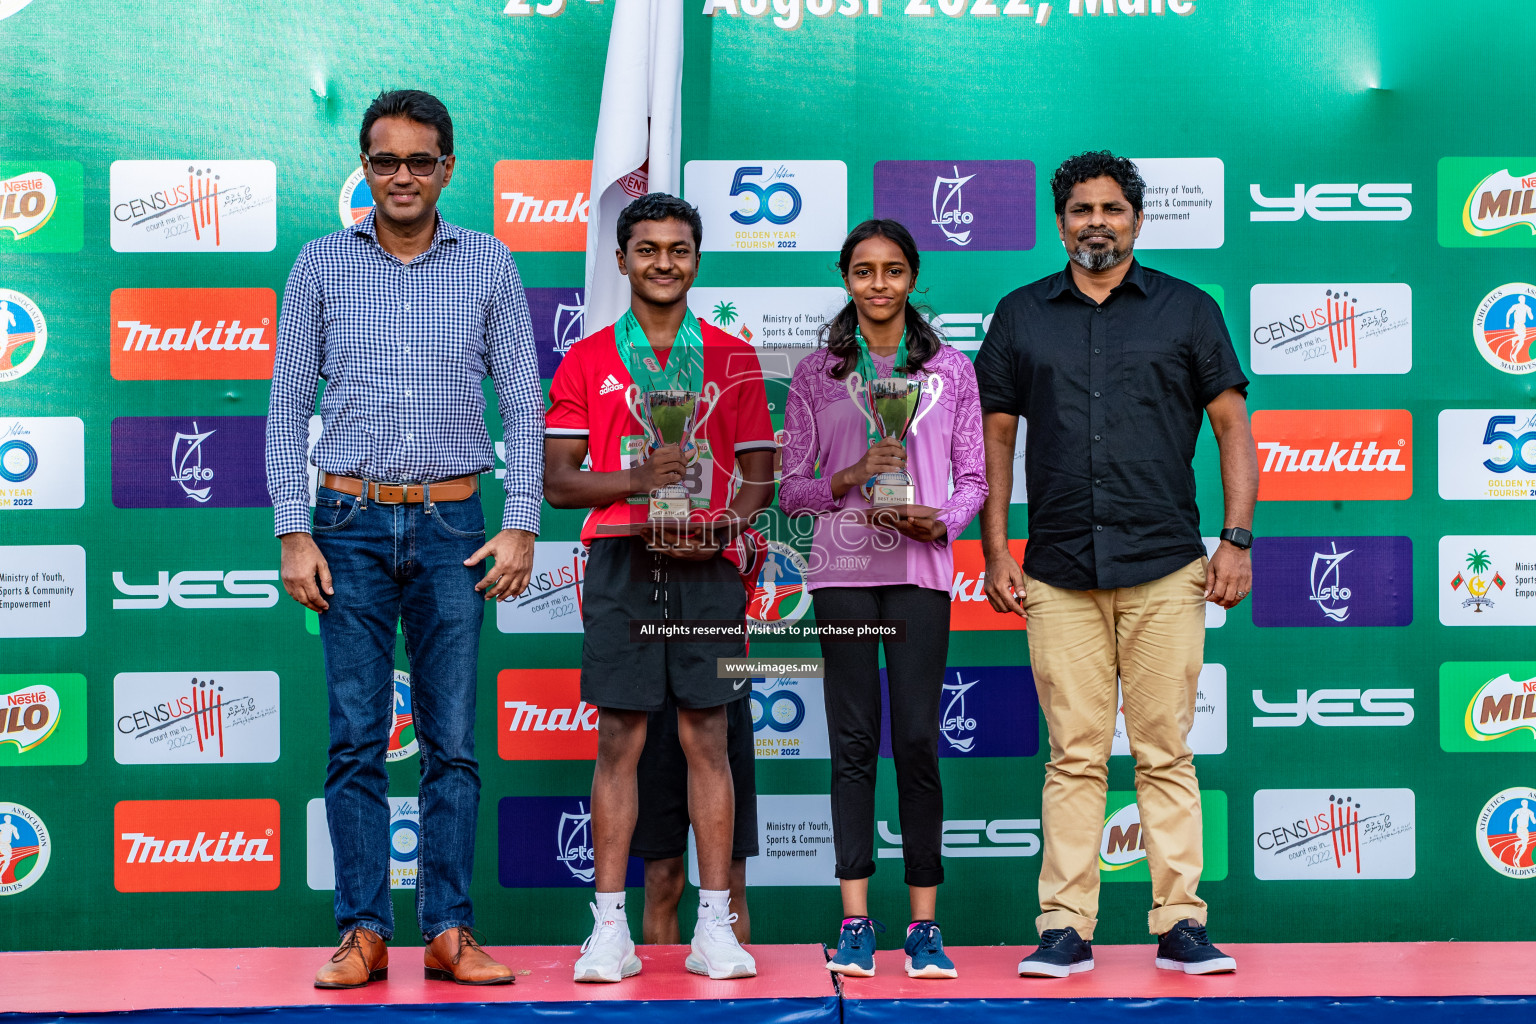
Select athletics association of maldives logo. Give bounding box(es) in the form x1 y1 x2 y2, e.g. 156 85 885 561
0 801 50 896
338 167 374 228
1477 787 1536 878
748 541 811 630
0 289 46 384
388 669 417 762
1473 283 1536 375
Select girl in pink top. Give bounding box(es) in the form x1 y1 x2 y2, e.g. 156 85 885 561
780 220 986 979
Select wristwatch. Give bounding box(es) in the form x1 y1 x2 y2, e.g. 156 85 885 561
1219 527 1253 550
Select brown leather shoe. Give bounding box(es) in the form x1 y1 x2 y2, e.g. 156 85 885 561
424 926 515 985
314 928 389 989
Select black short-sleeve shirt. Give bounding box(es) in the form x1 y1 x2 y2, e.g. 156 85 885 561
974 260 1249 591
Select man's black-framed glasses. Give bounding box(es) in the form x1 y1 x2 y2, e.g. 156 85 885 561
364 153 448 177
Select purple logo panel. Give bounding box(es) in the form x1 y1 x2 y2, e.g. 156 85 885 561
872 160 1036 252
111 416 270 508
879 665 1039 758
498 796 643 888
1252 536 1413 627
526 287 587 379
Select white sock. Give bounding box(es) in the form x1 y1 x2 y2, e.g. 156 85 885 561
698 888 731 915
595 891 626 919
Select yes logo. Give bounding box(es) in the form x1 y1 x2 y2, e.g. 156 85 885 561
0 674 86 765
112 570 280 610
1250 182 1412 222
1252 688 1414 727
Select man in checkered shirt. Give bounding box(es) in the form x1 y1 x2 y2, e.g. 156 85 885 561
265 90 542 989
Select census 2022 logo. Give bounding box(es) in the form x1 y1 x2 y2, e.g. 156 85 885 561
1249 284 1411 375
872 160 1035 252
685 160 847 253
495 542 587 634
1253 788 1415 880
1438 410 1536 500
110 161 277 253
113 672 280 765
0 289 46 384
1437 159 1536 248
1250 181 1412 222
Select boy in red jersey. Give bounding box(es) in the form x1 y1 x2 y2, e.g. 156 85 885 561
545 193 775 982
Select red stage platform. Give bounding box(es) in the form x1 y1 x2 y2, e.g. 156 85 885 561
3 942 1533 1024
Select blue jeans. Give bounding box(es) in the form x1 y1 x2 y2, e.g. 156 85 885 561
312 484 486 942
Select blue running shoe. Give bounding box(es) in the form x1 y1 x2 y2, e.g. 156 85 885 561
903 921 957 979
826 917 885 977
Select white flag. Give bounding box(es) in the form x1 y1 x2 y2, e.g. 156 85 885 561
583 0 684 331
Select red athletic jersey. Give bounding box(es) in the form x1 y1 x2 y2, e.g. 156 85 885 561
545 320 777 545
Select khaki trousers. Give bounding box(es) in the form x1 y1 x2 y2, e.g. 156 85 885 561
1024 557 1208 939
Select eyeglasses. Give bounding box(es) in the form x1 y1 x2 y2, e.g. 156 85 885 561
363 154 448 177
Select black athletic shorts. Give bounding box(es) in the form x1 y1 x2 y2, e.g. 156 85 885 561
580 537 749 711
630 692 760 861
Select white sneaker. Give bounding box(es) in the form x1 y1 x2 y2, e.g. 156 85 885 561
686 905 757 980
573 903 641 983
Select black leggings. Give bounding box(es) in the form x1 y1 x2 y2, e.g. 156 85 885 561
812 584 950 888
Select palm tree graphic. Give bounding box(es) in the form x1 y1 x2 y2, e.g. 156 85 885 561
1466 549 1493 611
711 301 738 327
1467 549 1491 575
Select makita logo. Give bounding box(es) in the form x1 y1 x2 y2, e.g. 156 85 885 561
950 571 989 602
114 798 281 892
109 288 277 380
117 319 267 351
1258 441 1407 474
120 830 274 864
503 700 597 732
500 192 588 224
1252 410 1413 501
498 670 599 759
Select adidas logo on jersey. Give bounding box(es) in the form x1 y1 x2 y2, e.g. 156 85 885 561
598 374 624 396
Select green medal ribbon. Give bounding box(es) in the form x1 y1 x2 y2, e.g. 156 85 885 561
853 327 908 446
615 309 705 397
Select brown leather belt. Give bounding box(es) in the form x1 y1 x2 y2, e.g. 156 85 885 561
320 473 479 504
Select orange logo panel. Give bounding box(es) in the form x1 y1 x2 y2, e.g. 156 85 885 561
110 288 277 380
1253 409 1413 501
498 669 598 760
493 160 592 252
114 799 280 892
950 539 1028 631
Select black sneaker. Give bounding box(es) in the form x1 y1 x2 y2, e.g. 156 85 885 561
1017 926 1094 978
1155 919 1236 975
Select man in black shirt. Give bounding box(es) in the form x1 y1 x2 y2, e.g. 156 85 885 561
974 152 1257 978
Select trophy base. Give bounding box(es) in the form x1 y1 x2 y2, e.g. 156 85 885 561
869 476 914 507
648 490 691 521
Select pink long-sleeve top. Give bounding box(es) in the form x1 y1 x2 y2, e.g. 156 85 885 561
779 344 988 592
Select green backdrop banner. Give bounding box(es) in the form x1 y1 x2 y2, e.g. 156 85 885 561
4 0 1535 950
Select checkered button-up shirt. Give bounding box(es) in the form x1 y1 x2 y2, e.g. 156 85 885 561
266 210 544 537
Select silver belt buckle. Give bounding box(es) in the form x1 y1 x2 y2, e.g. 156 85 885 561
371 480 410 505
